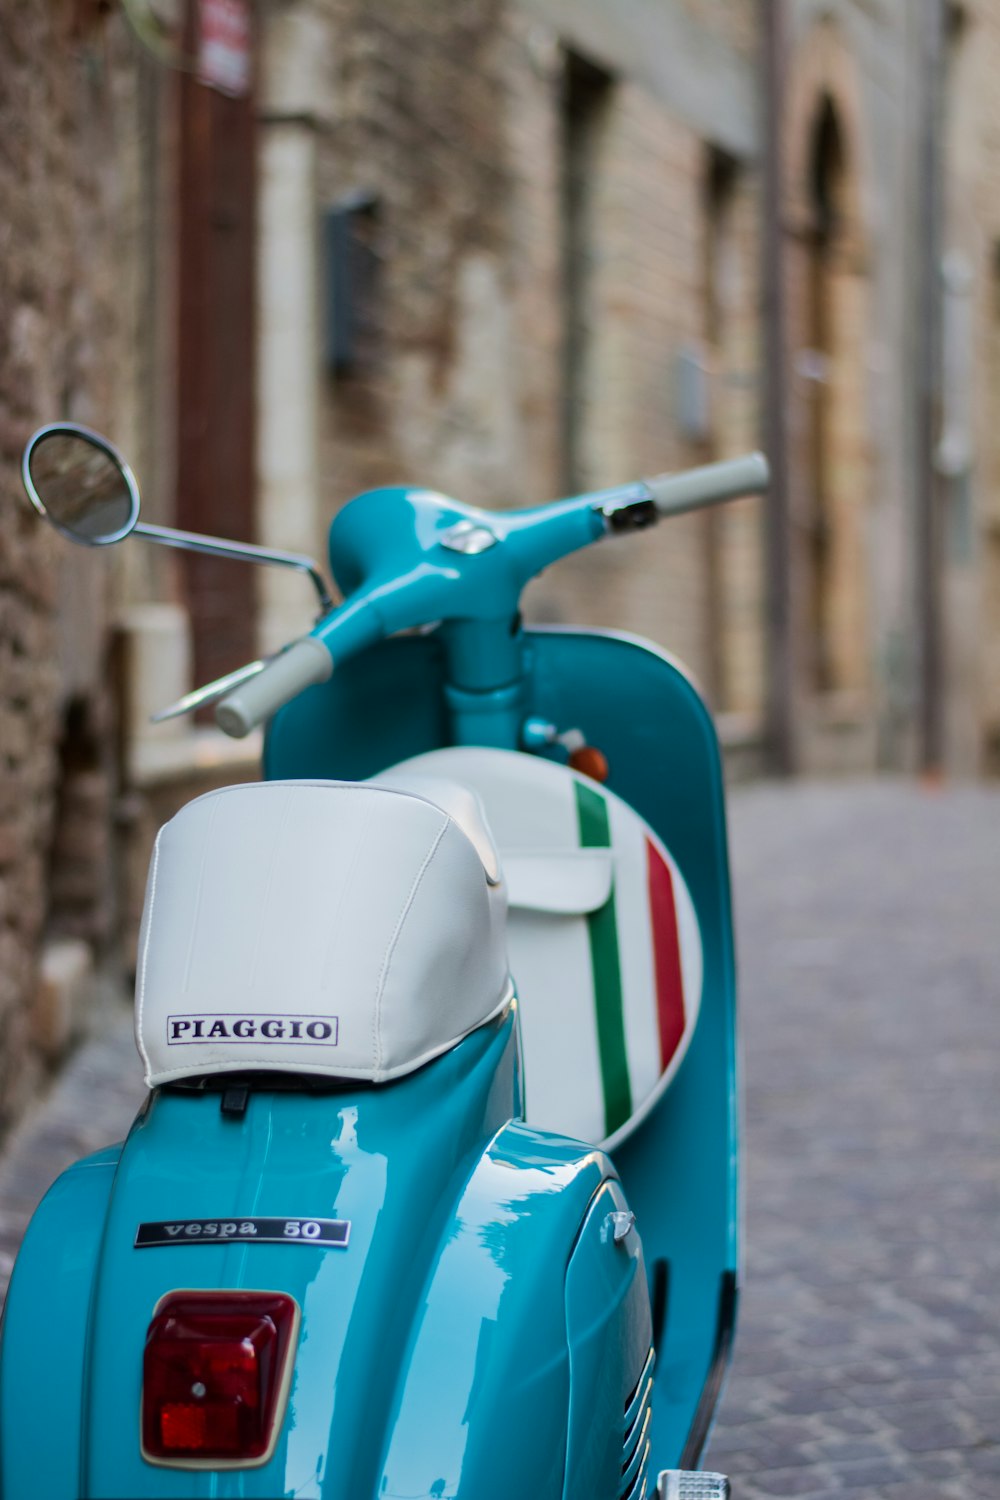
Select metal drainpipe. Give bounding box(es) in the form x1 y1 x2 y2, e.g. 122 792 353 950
916 0 946 775
760 0 796 775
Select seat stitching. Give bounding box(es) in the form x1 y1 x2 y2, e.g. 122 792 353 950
135 827 163 1081
372 816 449 1075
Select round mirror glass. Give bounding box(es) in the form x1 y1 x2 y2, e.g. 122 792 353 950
21 424 140 545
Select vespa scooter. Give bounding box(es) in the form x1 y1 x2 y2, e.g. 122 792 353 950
0 422 768 1500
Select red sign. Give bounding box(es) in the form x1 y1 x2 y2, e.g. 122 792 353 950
198 0 251 97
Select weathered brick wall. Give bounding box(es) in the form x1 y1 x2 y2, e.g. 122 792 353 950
315 0 536 505
280 0 762 707
675 0 757 57
533 74 721 681
0 3 142 1128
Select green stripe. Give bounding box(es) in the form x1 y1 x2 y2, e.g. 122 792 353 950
575 781 632 1136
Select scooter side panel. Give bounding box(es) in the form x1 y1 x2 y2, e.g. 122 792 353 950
267 628 739 1470
378 1122 611 1500
563 1178 653 1500
0 1144 122 1500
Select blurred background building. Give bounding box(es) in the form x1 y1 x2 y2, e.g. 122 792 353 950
0 0 996 1126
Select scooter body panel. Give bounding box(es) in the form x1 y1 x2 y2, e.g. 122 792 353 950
563 1177 653 1499
266 626 739 1468
2 1009 640 1500
0 1144 122 1500
378 1121 620 1500
2 630 735 1493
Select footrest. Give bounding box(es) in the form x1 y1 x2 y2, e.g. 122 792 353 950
657 1473 731 1500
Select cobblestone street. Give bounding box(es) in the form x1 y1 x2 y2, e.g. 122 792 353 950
707 783 1000 1498
0 781 998 1498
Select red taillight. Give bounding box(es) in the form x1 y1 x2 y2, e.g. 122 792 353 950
141 1291 298 1467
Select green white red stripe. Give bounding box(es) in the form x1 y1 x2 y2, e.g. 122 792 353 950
381 746 704 1151
575 780 695 1139
575 780 633 1136
646 838 687 1070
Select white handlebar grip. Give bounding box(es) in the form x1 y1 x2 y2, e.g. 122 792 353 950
215 637 333 738
644 452 770 517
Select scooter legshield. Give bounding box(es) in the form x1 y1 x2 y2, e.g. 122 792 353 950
0 1006 649 1500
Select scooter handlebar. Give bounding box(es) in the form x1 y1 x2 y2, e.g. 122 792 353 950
215 637 333 738
642 452 769 517
213 453 770 737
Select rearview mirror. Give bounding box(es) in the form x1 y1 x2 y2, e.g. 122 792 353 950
21 424 140 546
21 420 335 615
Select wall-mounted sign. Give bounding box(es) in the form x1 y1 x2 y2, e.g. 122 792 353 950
198 0 251 97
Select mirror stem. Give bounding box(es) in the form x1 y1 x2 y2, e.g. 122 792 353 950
133 522 335 613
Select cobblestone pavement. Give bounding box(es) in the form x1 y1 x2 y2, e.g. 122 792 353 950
0 1002 144 1295
706 782 1000 1499
0 782 998 1498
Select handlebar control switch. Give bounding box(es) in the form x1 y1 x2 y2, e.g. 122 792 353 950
596 493 659 533
657 1473 731 1500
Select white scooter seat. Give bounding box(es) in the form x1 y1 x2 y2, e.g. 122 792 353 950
384 749 703 1152
135 780 512 1087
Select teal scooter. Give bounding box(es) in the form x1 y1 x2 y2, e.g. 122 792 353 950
2 424 767 1500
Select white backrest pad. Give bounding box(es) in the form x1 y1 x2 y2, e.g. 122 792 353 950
385 749 703 1152
136 781 511 1087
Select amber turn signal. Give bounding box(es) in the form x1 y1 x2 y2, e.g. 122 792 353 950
569 745 609 782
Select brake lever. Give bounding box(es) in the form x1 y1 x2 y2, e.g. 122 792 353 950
150 658 270 723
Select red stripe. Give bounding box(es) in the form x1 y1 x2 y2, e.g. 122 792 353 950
646 839 686 1068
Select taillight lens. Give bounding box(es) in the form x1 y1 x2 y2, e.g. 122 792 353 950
141 1291 298 1467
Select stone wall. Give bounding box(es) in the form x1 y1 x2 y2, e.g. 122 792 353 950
939 1 1000 773
780 0 1000 774
257 0 763 711
0 3 144 1129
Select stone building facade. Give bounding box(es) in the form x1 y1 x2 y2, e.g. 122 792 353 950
0 3 154 1132
0 0 770 1135
778 0 1000 776
7 0 1000 1134
256 0 766 728
938 0 1000 774
256 0 1000 779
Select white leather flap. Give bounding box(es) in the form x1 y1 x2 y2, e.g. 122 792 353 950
135 780 512 1087
503 850 614 914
